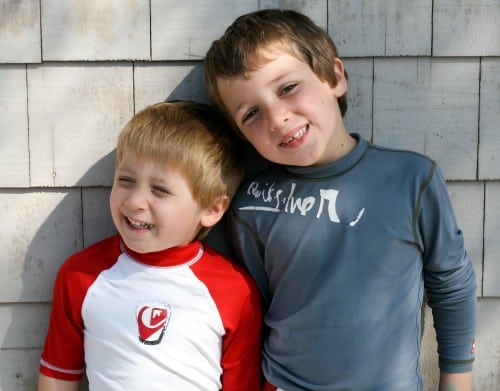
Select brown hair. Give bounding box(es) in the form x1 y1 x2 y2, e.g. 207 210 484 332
116 101 244 226
204 8 348 130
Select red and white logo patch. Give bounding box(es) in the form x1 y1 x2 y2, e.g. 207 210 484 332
136 303 171 345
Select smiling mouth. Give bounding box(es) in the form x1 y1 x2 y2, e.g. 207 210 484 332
279 125 308 146
127 217 155 229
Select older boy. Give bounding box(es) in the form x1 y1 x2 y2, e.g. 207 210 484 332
38 101 263 391
205 9 476 391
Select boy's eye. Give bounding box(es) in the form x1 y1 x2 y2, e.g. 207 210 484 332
242 107 258 124
280 83 297 95
117 176 134 186
152 186 170 196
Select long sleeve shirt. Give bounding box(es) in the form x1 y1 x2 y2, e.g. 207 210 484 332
229 135 476 390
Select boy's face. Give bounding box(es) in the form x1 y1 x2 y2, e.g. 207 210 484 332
110 150 212 253
217 47 349 166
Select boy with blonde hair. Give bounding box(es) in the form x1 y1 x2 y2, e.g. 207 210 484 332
38 101 263 391
205 9 476 391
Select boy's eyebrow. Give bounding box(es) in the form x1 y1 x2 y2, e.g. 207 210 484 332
233 103 245 114
115 165 131 173
115 162 134 172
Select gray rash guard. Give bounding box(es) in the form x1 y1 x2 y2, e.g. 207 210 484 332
228 135 476 391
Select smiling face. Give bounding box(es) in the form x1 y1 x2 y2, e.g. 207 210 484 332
110 151 217 253
217 47 354 167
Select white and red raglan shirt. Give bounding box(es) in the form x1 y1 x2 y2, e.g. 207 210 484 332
39 235 263 391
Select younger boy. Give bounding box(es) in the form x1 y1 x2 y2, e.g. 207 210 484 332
204 9 476 391
38 101 263 391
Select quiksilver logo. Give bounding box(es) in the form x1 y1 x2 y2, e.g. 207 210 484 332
136 303 171 345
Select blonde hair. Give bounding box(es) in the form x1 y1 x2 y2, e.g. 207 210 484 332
116 101 244 234
204 8 348 132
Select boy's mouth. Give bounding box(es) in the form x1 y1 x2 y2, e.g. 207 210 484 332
279 125 308 146
127 217 155 229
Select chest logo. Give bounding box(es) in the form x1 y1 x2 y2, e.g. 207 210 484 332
136 303 171 345
242 181 365 226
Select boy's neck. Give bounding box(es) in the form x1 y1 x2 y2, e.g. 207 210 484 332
314 132 357 166
337 133 358 159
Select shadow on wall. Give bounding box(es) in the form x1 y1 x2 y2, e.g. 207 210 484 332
0 67 271 391
0 151 116 391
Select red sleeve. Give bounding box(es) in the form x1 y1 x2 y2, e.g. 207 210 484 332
193 245 263 391
219 271 263 391
39 236 121 381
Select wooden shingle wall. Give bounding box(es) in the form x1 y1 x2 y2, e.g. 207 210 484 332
0 1 498 389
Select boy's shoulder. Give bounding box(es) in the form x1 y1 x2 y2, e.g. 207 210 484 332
368 141 435 164
198 241 254 279
60 234 121 274
365 141 437 178
194 242 262 305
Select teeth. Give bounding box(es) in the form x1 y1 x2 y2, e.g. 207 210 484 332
128 217 155 229
284 127 306 144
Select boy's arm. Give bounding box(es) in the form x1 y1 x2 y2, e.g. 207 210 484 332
38 374 79 391
220 275 263 391
228 208 271 308
418 164 476 375
439 371 473 391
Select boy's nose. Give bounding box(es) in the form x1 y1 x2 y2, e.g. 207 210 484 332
125 187 148 210
269 107 289 132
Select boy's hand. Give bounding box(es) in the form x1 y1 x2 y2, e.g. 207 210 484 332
439 371 473 391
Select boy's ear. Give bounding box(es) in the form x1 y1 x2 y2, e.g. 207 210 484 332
332 58 348 97
200 195 229 228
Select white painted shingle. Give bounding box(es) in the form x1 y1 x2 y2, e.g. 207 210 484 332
27 63 133 187
0 190 82 302
134 62 208 110
343 58 373 141
373 58 479 180
475 298 500 390
82 187 115 248
447 182 484 293
259 0 327 29
151 0 258 60
0 304 50 348
479 58 500 180
0 349 42 390
420 305 439 389
0 65 29 187
329 0 432 57
41 0 150 61
433 0 500 56
484 182 500 296
0 0 41 63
